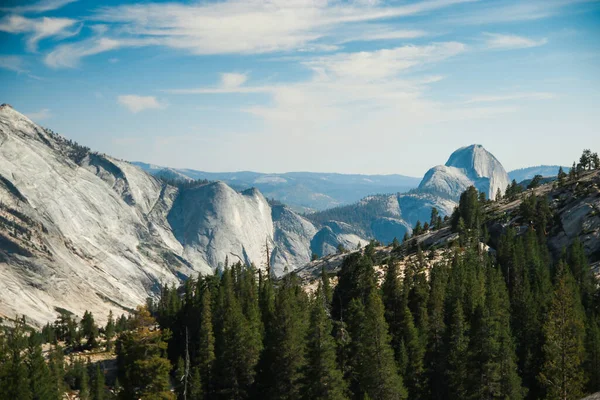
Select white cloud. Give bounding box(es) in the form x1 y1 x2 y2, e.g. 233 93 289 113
221 73 247 89
39 0 472 68
167 41 490 129
117 95 166 113
0 15 80 52
0 55 27 73
305 42 466 81
465 92 557 104
483 33 547 50
166 42 464 95
26 108 52 120
0 0 77 14
164 39 562 166
45 37 149 68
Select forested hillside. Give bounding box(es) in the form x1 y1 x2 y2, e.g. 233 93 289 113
1 153 599 400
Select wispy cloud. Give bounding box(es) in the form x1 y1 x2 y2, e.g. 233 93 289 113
26 108 52 120
44 37 156 68
305 42 466 81
0 15 80 52
0 55 27 73
0 0 77 14
166 42 465 96
464 92 557 104
117 95 166 113
221 72 247 89
166 41 506 135
42 0 473 68
483 33 547 50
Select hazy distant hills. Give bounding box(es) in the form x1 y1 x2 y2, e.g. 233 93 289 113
306 144 510 245
0 102 572 327
508 165 570 183
132 163 421 213
135 156 562 213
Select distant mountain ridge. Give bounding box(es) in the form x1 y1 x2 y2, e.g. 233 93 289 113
133 162 421 213
307 144 511 247
0 103 521 327
0 105 334 325
508 165 570 183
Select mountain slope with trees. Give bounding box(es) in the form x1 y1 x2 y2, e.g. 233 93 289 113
1 150 598 399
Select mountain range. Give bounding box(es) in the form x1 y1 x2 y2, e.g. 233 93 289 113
132 163 421 213
135 159 566 214
0 103 559 326
508 165 570 183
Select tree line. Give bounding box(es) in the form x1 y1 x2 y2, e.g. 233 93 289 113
142 182 599 400
1 148 599 399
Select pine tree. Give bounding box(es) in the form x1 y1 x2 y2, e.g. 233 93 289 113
469 266 524 400
347 291 408 400
237 264 263 363
558 167 567 186
2 318 33 400
198 286 215 397
430 207 439 229
332 253 377 322
400 301 426 399
91 364 104 400
79 364 90 400
585 315 600 394
189 366 203 400
48 345 66 400
321 267 333 308
116 306 174 400
80 311 99 349
413 220 422 237
539 264 586 400
592 152 600 170
381 260 404 365
452 186 482 233
175 357 186 400
213 268 259 399
261 273 309 400
27 335 53 400
105 311 115 352
425 263 448 400
303 284 348 400
568 238 597 310
446 300 469 400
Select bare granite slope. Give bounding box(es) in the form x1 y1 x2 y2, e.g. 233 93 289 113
0 105 325 325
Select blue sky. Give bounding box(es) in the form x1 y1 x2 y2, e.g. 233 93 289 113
1 0 599 176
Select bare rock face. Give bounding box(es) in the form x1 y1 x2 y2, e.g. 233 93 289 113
0 106 518 327
419 144 510 200
0 106 321 326
271 205 318 276
0 105 185 326
310 221 369 258
547 172 600 262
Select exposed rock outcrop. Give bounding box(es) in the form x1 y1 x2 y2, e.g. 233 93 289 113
0 106 325 325
419 144 510 200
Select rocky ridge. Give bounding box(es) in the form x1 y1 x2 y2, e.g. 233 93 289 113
0 105 320 325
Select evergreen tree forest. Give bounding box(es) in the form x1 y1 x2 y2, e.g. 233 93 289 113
1 160 599 400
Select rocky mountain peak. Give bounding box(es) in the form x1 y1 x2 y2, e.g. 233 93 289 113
446 144 507 180
418 144 510 200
